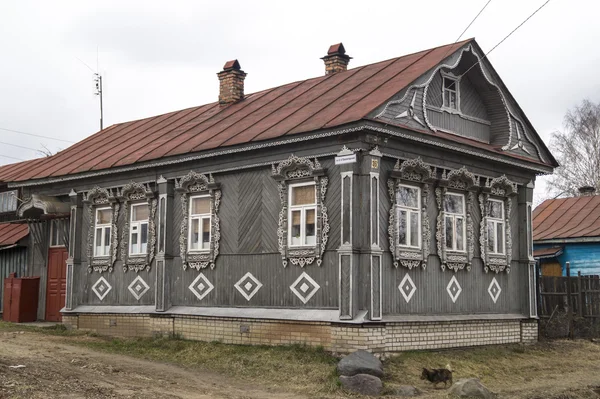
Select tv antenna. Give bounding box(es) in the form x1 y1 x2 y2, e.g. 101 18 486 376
76 47 104 131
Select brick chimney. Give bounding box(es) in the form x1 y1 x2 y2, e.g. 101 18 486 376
217 60 246 104
321 43 352 75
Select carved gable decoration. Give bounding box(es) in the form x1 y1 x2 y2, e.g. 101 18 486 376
83 186 119 273
387 157 434 270
175 172 221 270
118 182 157 273
436 167 479 272
272 154 329 268
479 175 517 273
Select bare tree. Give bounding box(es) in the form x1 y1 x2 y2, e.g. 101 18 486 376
547 99 600 197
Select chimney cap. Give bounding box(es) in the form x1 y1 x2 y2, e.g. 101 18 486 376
327 43 346 55
222 59 242 71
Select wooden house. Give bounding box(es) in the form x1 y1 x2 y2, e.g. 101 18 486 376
534 190 600 277
0 39 556 351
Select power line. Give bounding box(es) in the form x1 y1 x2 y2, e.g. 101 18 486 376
0 141 41 152
0 127 75 144
0 154 25 161
454 0 493 44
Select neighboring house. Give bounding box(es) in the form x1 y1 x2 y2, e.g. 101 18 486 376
533 191 600 276
0 39 556 352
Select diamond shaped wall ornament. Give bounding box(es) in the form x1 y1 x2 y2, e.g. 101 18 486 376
398 274 416 303
234 272 263 301
128 275 150 300
92 276 112 301
290 272 320 304
447 275 462 303
488 277 502 304
189 273 214 301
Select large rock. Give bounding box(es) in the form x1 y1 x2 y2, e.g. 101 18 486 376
337 350 384 377
449 378 496 399
389 385 421 396
339 373 382 396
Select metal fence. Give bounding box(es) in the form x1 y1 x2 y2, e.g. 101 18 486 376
0 246 28 312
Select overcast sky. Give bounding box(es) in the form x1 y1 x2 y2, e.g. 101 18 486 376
0 0 598 203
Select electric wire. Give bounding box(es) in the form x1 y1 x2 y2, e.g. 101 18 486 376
0 141 43 152
0 127 75 143
0 154 25 161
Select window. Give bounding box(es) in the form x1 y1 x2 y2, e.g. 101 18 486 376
288 182 316 247
486 199 505 255
0 191 17 213
49 219 66 247
444 193 466 252
94 207 112 257
129 203 149 255
442 75 459 111
396 185 421 248
189 196 211 251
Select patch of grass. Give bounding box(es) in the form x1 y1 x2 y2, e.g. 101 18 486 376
0 320 81 336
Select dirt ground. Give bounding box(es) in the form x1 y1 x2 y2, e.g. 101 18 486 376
0 331 307 399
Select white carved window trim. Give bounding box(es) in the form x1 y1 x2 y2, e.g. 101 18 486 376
396 184 421 249
119 182 157 273
388 157 433 270
84 186 119 273
441 71 460 112
288 181 317 248
443 192 467 253
188 194 212 253
175 171 221 270
129 203 149 256
436 166 478 272
94 207 112 257
272 154 329 268
479 175 517 273
486 198 505 255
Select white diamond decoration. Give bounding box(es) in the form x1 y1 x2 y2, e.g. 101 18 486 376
290 272 320 304
189 273 214 301
92 277 112 301
488 277 502 304
128 276 150 300
447 275 462 303
398 274 416 303
234 272 263 301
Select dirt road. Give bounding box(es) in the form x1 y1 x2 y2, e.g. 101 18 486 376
0 331 307 399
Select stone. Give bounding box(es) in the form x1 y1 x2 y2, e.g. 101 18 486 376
389 385 421 396
339 374 382 396
337 349 384 377
449 378 496 399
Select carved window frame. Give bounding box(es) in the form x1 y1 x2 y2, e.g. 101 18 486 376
175 171 221 270
84 186 119 273
118 182 157 273
272 155 329 268
479 175 517 273
436 166 478 272
387 157 433 270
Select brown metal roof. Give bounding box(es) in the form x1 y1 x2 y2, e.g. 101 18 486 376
0 39 552 184
533 246 563 259
533 196 600 241
0 223 28 246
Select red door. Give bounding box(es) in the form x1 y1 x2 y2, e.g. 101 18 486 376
46 248 68 321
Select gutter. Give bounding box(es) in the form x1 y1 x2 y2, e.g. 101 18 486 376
534 237 600 244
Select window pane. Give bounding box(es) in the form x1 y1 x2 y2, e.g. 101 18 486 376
444 77 456 89
487 221 495 253
190 218 200 250
97 208 111 224
202 218 210 249
489 200 503 219
305 209 316 245
292 185 315 206
191 197 210 215
449 92 457 109
397 186 419 208
398 210 407 246
496 223 504 254
291 210 301 245
130 232 138 253
132 205 149 221
95 228 102 254
410 212 419 247
445 216 453 249
444 194 464 214
456 217 464 251
104 227 111 255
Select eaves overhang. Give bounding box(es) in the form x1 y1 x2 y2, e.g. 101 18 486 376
534 237 600 245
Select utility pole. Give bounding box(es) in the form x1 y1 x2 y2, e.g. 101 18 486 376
94 73 103 130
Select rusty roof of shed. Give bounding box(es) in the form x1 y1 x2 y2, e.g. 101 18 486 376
533 196 600 241
0 38 554 184
0 223 28 247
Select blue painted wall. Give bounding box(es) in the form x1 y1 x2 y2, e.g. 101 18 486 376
535 242 600 276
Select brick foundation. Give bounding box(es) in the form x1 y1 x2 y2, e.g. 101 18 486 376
62 313 538 353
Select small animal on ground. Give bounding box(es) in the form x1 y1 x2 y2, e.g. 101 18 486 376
420 366 453 389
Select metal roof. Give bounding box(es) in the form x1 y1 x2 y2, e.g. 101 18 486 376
533 196 600 241
0 223 28 247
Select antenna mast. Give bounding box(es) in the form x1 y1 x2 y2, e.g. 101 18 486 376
94 73 103 130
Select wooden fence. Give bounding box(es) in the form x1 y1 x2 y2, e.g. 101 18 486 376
538 262 600 338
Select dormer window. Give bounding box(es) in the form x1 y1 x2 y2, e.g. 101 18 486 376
442 73 460 111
